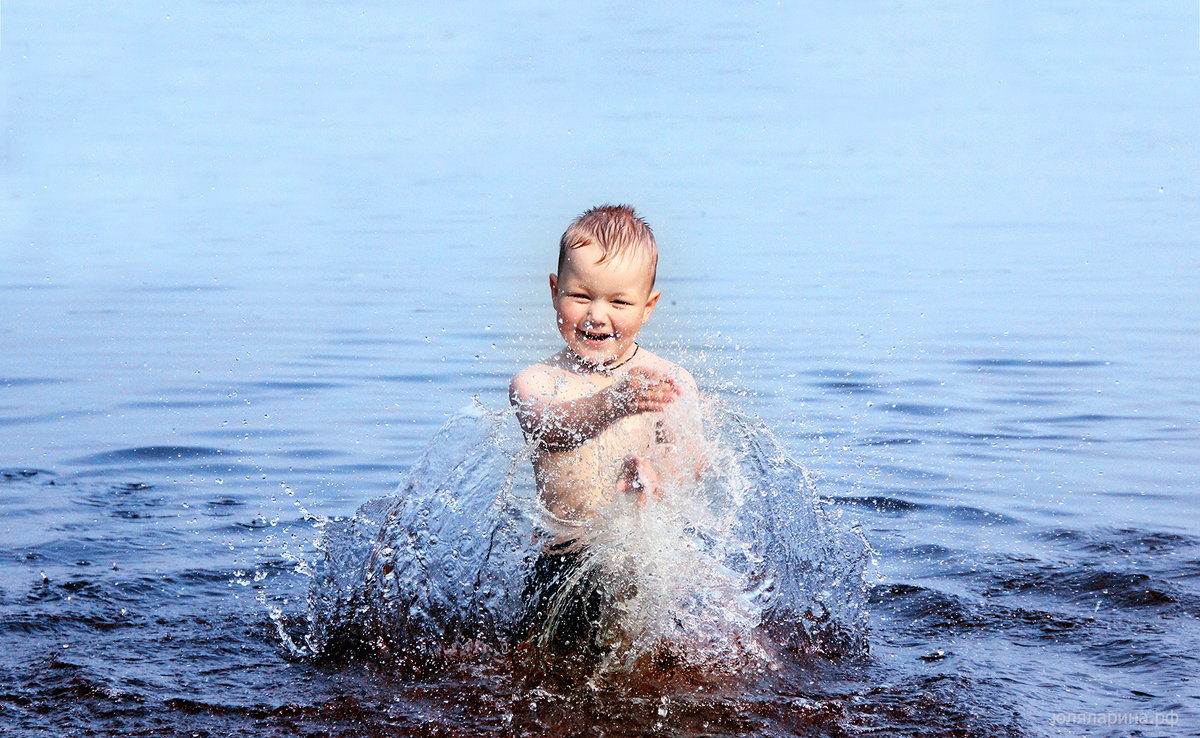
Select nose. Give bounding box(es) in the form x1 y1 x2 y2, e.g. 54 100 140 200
584 300 610 328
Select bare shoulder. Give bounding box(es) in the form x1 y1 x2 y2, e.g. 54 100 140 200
510 352 577 405
510 362 554 405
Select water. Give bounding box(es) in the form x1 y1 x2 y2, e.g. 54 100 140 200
3 1 1199 735
304 403 867 680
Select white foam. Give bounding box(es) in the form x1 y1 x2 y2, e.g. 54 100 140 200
306 399 869 674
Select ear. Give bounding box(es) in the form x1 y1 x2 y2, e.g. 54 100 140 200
641 289 661 324
549 273 558 300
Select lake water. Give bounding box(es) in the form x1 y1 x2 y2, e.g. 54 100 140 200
2 2 1198 736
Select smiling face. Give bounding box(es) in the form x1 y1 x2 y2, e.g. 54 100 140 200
550 241 660 369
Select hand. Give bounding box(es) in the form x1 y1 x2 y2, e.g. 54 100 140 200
616 455 661 507
613 367 682 415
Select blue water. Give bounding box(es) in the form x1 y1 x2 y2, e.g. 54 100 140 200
3 1 1198 735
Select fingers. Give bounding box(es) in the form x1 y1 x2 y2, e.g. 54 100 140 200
626 367 678 390
618 455 660 507
620 369 682 413
636 474 660 507
628 456 659 507
630 397 675 413
641 460 661 504
634 455 658 483
617 455 640 494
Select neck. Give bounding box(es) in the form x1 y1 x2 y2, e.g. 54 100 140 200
568 343 639 374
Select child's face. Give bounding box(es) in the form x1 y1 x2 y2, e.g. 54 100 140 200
550 242 660 368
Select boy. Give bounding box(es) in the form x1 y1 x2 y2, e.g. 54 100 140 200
509 204 704 659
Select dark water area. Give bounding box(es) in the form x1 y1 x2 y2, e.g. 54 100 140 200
3 2 1199 736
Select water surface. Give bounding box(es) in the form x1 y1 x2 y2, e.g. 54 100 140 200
2 1 1198 735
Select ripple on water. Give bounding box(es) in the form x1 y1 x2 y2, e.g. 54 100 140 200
1 469 53 480
1050 527 1199 556
72 446 232 465
870 582 1092 640
954 357 1111 372
248 380 346 392
983 561 1191 611
831 494 926 514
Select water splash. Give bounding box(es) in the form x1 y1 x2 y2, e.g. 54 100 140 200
303 397 869 680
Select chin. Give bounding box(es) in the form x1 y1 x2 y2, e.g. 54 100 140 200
568 342 615 365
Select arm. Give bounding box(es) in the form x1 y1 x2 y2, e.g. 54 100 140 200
509 366 681 450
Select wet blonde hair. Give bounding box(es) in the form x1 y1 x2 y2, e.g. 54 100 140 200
558 204 658 286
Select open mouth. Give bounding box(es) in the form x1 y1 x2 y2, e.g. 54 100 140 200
580 329 614 344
